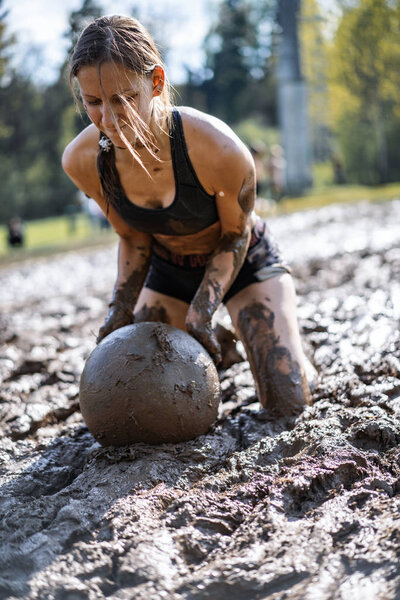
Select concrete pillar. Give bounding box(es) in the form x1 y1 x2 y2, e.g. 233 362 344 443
277 0 313 195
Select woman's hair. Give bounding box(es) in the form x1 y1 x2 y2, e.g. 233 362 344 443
69 15 174 209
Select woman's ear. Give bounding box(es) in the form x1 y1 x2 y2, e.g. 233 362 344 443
152 65 165 97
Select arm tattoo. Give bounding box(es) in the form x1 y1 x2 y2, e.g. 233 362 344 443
238 170 256 215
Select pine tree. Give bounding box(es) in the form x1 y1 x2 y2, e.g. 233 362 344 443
65 0 103 54
201 0 276 124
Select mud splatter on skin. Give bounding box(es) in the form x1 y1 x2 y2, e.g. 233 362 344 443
238 170 256 215
185 170 253 361
135 302 171 324
218 231 250 274
187 278 223 364
187 230 250 364
237 300 311 415
97 248 151 343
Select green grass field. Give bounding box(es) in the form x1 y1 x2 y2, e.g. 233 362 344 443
278 181 400 214
0 214 116 264
257 160 400 216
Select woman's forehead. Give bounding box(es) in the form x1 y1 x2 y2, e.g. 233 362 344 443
77 62 144 94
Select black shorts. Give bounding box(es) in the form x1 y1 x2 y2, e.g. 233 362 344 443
144 218 291 304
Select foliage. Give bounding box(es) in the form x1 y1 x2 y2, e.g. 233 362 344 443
0 0 102 224
180 0 277 126
65 0 104 55
0 0 14 141
299 0 331 161
0 0 14 83
329 0 400 184
233 117 279 148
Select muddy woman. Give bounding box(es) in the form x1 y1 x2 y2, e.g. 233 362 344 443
62 15 316 417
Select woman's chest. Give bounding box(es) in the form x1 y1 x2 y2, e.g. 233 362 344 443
118 159 176 210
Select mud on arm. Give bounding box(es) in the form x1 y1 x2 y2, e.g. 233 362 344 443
186 168 256 363
97 231 153 343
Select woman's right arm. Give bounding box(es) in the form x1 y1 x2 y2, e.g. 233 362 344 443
97 231 152 342
62 129 153 342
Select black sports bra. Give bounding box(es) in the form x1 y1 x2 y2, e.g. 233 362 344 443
98 109 219 236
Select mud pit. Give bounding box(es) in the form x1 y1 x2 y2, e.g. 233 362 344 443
1 199 400 600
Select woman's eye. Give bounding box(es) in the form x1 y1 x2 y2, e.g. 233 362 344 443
86 99 101 106
125 95 138 103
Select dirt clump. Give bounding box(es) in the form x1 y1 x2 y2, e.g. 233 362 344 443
1 200 400 599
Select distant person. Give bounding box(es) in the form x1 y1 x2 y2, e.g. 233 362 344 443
86 196 111 230
62 15 316 416
331 153 346 185
249 140 268 197
7 217 24 248
64 204 79 234
267 144 287 202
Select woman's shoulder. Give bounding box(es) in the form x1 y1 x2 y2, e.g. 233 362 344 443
62 124 99 182
175 106 254 190
176 106 252 168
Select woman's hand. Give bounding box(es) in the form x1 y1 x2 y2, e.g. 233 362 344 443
185 306 222 365
96 301 134 344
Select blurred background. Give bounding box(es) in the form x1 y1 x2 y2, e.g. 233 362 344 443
1 0 400 258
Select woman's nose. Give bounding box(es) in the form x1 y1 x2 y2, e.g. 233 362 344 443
101 103 116 129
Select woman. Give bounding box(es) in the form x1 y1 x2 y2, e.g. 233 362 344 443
63 15 316 416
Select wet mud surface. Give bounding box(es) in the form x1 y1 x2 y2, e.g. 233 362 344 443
1 200 400 599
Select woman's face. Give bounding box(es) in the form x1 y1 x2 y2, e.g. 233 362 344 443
77 61 154 148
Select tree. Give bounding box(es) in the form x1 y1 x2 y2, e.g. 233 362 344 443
0 0 14 138
0 0 104 223
204 0 258 121
185 0 277 125
299 0 331 161
0 0 16 81
330 0 400 184
65 0 103 54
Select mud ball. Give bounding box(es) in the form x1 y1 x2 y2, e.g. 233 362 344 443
79 322 221 446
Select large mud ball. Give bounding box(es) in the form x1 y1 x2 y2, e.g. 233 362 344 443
79 322 221 446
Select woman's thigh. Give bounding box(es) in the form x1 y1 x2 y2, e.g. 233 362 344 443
225 273 312 415
134 287 190 331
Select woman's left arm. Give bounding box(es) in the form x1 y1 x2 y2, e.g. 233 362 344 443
186 152 256 363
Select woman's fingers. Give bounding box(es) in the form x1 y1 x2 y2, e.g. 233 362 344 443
186 320 222 365
96 307 134 344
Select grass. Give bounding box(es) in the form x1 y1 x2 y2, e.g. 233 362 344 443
278 181 400 214
258 161 400 216
0 214 117 266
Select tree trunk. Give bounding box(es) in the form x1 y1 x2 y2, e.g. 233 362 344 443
375 101 389 184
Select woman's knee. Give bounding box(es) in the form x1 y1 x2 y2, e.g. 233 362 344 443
255 346 312 415
243 332 311 415
232 297 312 415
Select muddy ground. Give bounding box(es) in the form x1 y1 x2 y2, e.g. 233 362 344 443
1 199 400 600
